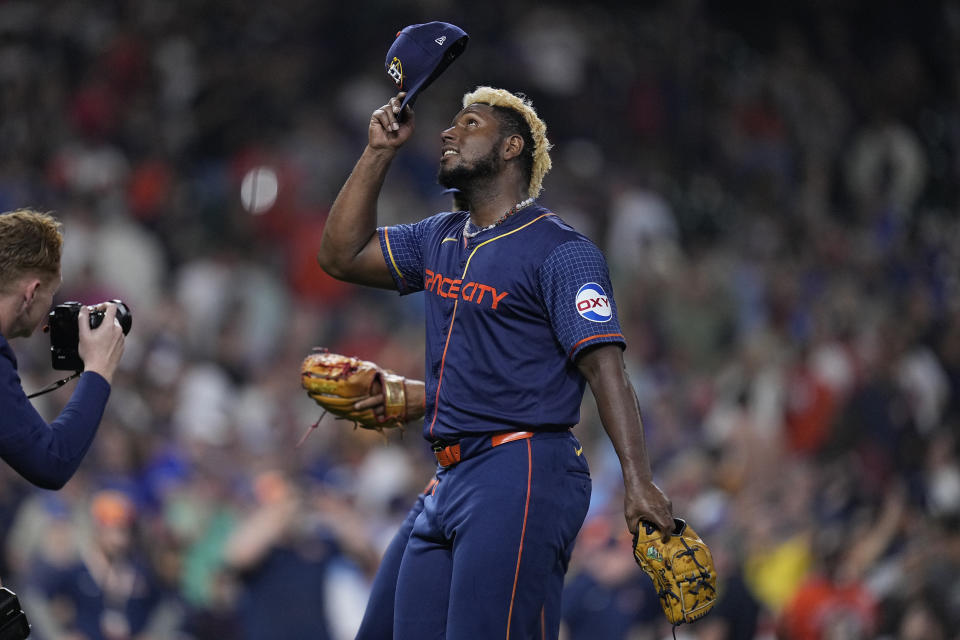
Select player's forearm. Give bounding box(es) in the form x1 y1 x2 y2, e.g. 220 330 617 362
318 145 396 279
580 345 673 535
594 376 655 487
577 346 654 484
224 502 295 570
404 379 426 422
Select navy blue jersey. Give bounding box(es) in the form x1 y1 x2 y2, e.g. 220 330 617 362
378 203 625 441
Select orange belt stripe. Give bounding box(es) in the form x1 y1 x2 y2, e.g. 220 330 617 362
433 431 534 467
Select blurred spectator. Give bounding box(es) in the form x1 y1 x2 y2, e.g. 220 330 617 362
695 533 763 640
605 184 682 282
22 490 175 640
222 469 378 640
778 486 906 640
561 513 661 640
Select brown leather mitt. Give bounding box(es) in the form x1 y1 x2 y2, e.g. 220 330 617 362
300 350 409 431
633 518 717 626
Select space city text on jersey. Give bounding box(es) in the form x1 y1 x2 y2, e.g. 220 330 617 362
424 269 509 309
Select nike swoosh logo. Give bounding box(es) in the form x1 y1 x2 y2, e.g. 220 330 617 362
575 446 583 456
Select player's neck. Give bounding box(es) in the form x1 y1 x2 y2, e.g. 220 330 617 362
469 201 523 227
464 182 530 228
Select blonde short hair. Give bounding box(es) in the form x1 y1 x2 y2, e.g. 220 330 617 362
462 86 553 198
0 209 63 291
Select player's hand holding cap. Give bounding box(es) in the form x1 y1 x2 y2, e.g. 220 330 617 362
385 21 468 118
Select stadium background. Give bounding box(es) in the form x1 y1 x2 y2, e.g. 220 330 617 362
1 1 958 638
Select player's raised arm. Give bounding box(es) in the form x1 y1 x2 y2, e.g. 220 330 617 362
576 343 674 540
317 92 415 289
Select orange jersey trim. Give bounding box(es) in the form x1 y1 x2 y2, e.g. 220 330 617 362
423 477 439 495
567 333 625 360
428 295 461 438
428 213 556 438
505 439 533 639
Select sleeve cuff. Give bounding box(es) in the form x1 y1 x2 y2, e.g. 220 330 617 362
378 227 410 294
568 334 626 361
79 370 112 399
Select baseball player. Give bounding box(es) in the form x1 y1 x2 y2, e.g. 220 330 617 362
318 87 673 639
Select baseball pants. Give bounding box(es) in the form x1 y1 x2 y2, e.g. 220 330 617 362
393 430 591 640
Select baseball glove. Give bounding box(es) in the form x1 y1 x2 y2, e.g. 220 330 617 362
633 518 717 626
300 350 410 433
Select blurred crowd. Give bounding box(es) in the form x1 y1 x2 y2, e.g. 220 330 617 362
1 1 959 639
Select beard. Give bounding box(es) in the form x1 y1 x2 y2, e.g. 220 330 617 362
437 146 501 193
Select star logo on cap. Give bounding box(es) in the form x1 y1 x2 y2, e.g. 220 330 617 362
387 57 403 87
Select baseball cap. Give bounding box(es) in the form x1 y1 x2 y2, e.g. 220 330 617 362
385 22 469 115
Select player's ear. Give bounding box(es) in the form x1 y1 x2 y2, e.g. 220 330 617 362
501 134 524 161
19 278 40 311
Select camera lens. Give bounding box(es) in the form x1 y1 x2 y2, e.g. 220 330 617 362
89 300 132 335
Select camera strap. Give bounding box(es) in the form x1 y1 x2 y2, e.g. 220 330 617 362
26 371 82 399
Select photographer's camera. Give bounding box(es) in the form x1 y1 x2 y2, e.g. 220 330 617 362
49 300 132 371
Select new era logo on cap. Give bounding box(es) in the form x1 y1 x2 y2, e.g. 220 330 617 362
385 22 468 114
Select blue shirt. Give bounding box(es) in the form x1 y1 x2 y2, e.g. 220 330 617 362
0 333 111 489
379 203 625 442
236 538 339 640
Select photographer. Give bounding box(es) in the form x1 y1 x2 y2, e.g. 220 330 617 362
0 209 125 490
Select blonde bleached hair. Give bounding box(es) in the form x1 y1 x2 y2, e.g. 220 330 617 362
0 209 62 292
462 86 552 198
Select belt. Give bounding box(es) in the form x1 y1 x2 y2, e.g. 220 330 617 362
432 431 534 468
